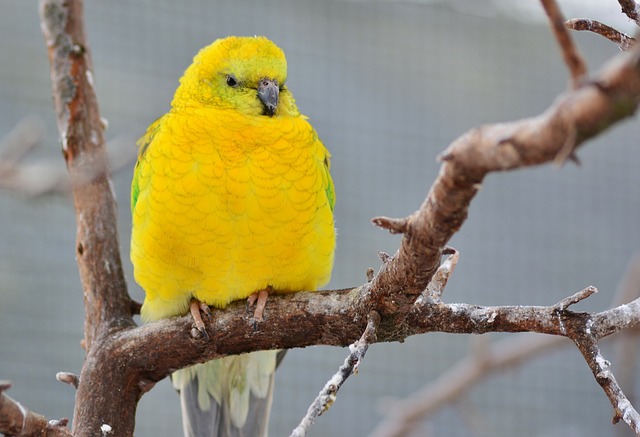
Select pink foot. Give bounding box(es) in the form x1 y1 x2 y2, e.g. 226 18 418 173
247 287 272 322
189 298 210 338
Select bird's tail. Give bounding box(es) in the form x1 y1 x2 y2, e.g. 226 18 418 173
173 350 286 437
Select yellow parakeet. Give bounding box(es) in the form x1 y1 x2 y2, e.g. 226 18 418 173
130 36 336 436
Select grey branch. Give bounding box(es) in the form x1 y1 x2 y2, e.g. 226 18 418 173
369 253 640 437
290 311 381 437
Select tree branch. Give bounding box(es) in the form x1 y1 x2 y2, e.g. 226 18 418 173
39 0 137 435
101 285 640 384
574 340 640 432
367 29 640 314
0 381 72 437
0 130 137 197
619 0 640 26
369 253 640 437
540 0 588 88
565 19 637 52
40 0 134 345
290 311 381 437
613 253 640 437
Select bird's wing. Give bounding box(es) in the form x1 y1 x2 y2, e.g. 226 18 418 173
131 115 164 213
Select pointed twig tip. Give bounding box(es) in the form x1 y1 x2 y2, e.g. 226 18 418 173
371 216 409 234
49 418 70 428
554 285 598 311
56 372 79 389
378 251 391 263
0 380 11 392
366 268 375 282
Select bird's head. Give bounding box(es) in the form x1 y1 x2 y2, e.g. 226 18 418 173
172 36 299 117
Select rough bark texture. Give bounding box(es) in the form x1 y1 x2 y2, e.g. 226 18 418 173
0 382 72 437
39 0 137 435
566 18 637 51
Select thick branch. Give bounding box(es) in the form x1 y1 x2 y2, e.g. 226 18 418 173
101 12 640 408
592 298 640 339
98 286 640 386
40 0 133 347
368 35 640 311
369 259 640 437
39 1 136 435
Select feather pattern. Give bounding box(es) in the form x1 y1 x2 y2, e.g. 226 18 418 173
130 36 335 436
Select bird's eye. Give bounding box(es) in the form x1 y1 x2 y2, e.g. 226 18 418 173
226 74 238 87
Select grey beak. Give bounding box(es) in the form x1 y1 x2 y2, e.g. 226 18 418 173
257 78 279 117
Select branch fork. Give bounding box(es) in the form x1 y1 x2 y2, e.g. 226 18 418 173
1 0 636 436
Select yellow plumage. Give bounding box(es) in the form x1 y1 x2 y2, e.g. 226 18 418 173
131 36 335 321
130 36 335 436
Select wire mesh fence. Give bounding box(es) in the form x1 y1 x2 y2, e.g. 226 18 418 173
0 1 639 436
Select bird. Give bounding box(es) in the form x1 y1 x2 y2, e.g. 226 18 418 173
130 36 336 437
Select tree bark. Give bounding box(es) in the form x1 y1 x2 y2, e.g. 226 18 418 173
40 0 137 434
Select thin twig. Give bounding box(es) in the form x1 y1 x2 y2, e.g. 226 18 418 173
619 0 640 26
0 116 45 173
553 285 598 311
420 248 459 302
370 256 640 437
56 372 79 389
290 311 381 437
540 0 588 88
554 122 579 166
574 340 640 433
566 18 636 52
371 216 409 234
0 135 137 197
613 255 640 437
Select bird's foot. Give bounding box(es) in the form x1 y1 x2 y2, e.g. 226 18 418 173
247 286 272 322
189 298 211 339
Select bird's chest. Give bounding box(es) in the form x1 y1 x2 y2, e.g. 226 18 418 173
153 137 321 246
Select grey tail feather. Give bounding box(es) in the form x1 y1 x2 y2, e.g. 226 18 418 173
178 372 275 437
177 351 286 437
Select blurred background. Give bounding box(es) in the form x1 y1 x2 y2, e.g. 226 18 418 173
1 1 639 436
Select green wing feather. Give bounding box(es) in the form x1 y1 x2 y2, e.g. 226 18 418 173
131 116 164 214
323 148 335 213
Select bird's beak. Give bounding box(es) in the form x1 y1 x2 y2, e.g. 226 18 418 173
258 78 279 117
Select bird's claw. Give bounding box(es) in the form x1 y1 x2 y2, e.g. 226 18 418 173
189 298 210 339
247 287 271 322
